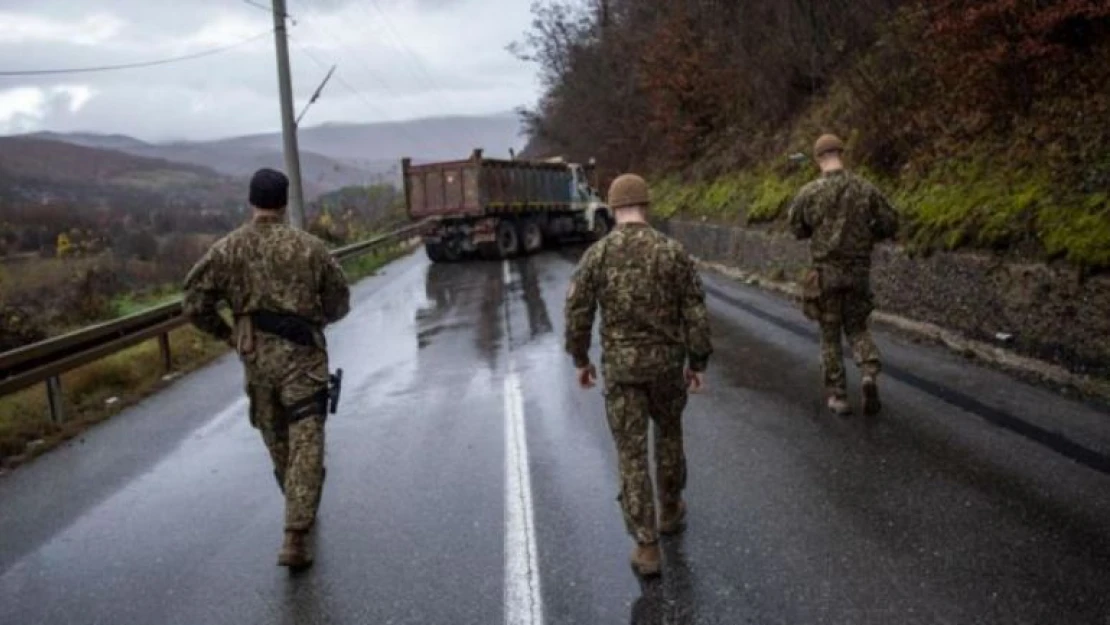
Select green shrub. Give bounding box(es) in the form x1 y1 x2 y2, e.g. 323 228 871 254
747 174 799 223
1039 194 1110 268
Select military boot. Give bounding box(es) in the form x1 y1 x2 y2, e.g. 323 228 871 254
277 530 313 570
827 395 852 416
660 500 687 536
861 376 881 416
630 542 662 578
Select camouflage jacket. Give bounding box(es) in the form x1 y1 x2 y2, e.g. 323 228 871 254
788 170 899 266
564 223 712 384
183 214 351 352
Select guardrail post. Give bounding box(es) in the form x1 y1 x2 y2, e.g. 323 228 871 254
158 333 172 374
45 376 65 424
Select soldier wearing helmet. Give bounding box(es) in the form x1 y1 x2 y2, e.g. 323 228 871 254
788 135 899 416
564 173 713 578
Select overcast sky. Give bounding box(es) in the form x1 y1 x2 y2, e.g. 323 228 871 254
0 0 539 141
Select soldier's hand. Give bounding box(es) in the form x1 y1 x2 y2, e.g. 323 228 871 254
577 364 597 389
685 368 706 394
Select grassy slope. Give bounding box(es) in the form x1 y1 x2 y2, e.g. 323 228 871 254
654 147 1110 270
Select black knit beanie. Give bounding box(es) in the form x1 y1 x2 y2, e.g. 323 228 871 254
249 168 289 210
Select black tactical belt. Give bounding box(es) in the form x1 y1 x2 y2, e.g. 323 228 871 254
250 310 319 348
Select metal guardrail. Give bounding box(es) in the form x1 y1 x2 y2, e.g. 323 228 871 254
0 221 428 423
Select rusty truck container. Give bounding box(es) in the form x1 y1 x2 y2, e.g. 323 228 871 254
402 149 610 262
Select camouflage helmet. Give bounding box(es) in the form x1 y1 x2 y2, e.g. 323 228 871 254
814 134 845 159
608 174 650 209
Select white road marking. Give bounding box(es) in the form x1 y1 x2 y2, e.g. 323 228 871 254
502 258 544 625
503 369 543 625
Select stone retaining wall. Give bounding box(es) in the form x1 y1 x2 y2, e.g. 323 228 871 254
663 219 1110 379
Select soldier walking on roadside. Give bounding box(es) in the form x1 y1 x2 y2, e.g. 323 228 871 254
183 168 350 570
788 134 899 416
564 173 713 578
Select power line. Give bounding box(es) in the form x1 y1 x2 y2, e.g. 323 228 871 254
289 34 440 157
353 0 486 149
364 0 447 93
294 0 484 153
240 0 296 24
285 1 440 155
292 0 407 95
0 30 273 76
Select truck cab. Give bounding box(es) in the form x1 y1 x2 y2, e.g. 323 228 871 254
568 163 610 236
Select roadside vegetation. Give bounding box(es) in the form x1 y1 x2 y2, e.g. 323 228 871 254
0 241 413 470
0 183 411 469
516 0 1110 270
0 326 227 468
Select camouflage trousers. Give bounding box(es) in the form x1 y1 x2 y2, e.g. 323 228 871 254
604 372 688 545
818 272 881 397
248 384 326 531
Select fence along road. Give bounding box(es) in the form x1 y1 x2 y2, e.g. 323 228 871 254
0 221 428 423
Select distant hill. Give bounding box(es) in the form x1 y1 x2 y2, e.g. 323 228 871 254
0 136 241 212
31 131 151 152
26 132 369 198
218 112 526 163
122 142 382 199
24 112 526 198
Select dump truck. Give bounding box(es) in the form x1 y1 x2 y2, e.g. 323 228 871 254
402 149 612 262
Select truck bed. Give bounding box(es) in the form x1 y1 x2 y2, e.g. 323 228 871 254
403 150 587 220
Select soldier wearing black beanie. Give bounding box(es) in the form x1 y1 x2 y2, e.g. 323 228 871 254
250 168 289 210
184 164 350 570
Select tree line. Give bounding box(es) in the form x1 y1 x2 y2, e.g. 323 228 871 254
514 0 1110 186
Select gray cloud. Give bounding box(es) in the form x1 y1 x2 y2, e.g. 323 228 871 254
0 0 538 141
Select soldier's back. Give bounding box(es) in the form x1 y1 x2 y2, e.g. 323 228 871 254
591 224 694 380
212 219 333 325
803 171 880 264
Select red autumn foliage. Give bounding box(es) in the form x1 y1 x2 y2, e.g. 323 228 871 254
922 0 1110 117
515 0 1110 177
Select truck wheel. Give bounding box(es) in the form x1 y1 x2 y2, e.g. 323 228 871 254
591 212 612 239
495 219 521 259
426 241 461 262
425 242 447 263
521 221 544 254
442 241 462 262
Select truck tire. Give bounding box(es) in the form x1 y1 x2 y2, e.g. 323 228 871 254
498 220 522 258
425 242 447 263
521 221 544 254
591 211 613 240
479 219 521 260
425 241 461 263
442 241 462 262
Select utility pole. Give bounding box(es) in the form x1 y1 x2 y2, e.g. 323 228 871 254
271 0 306 228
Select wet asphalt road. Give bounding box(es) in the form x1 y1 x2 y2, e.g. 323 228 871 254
1 249 1109 625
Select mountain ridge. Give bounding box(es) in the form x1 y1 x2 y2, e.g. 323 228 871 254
18 112 525 196
0 136 242 213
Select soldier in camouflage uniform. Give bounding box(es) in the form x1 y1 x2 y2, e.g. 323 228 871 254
184 169 350 569
565 173 713 578
788 135 898 416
